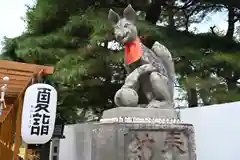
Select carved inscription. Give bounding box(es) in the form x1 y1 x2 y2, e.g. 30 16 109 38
127 133 155 160
162 131 186 160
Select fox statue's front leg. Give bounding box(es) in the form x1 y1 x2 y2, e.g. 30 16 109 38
147 72 173 109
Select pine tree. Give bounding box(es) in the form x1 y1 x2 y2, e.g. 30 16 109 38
2 0 240 120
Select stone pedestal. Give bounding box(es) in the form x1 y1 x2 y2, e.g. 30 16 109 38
74 107 196 160
75 122 196 160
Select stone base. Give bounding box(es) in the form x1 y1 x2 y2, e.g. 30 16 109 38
75 122 196 160
102 107 178 119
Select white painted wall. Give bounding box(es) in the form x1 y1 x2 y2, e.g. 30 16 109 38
180 101 240 160
59 102 240 160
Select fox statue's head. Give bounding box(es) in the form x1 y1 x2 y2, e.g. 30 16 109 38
108 4 138 44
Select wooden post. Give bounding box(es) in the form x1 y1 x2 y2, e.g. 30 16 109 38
13 93 24 160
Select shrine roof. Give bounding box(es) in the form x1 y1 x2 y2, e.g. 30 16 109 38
0 60 54 103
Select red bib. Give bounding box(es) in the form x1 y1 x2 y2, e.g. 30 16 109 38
124 38 143 65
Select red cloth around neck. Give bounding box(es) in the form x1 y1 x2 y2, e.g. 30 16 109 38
124 38 143 65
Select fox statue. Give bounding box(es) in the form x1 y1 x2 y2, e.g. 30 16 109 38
109 5 175 108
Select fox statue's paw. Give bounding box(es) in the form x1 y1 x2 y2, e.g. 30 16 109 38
150 72 171 101
146 100 173 109
114 87 139 107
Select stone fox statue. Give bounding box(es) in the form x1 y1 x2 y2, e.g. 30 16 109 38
108 5 175 108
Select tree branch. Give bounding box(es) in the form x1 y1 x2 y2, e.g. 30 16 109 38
210 25 217 35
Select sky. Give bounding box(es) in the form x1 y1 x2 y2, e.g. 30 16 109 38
0 0 33 45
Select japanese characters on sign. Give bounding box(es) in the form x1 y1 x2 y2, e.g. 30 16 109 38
21 83 57 144
31 88 51 136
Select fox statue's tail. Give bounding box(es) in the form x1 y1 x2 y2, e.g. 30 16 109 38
151 41 175 102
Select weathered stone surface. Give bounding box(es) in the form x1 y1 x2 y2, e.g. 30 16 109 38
102 107 178 119
109 5 175 108
74 123 92 160
73 122 196 160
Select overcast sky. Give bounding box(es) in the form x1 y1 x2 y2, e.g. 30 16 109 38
0 0 32 45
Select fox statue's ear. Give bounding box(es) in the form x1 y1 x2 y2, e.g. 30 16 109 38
108 9 120 25
123 4 136 23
